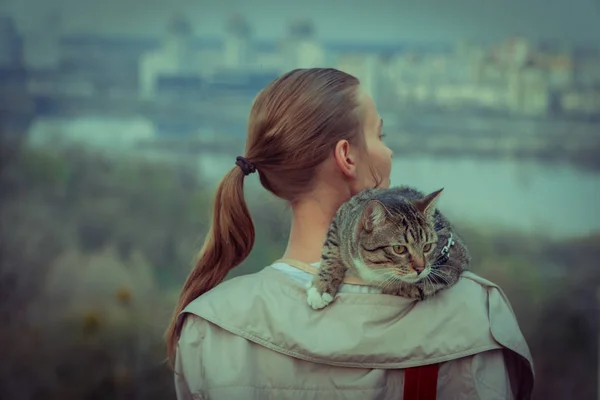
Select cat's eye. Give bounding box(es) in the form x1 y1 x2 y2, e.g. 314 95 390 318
392 245 407 254
423 243 433 252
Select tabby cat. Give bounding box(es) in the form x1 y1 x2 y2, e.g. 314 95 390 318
306 186 470 310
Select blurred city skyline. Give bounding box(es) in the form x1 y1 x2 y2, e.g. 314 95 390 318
1 0 599 45
1 1 599 399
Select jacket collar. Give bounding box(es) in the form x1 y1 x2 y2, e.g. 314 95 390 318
181 266 532 378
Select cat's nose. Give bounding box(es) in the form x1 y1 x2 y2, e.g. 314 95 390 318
413 261 425 275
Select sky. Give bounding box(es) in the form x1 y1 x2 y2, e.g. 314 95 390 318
2 0 599 45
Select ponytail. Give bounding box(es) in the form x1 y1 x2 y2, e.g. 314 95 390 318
165 68 365 366
165 166 255 364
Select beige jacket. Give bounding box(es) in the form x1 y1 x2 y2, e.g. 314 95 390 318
175 265 534 400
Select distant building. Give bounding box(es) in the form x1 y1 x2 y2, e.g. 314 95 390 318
0 15 23 68
0 65 34 135
26 68 95 98
561 90 600 116
154 69 279 103
281 20 325 70
154 118 200 137
336 54 380 99
507 67 550 116
376 56 402 109
22 11 61 69
0 20 36 133
163 15 197 74
576 57 600 87
223 14 252 68
139 15 201 99
494 36 532 70
206 70 279 98
544 55 574 89
155 75 206 101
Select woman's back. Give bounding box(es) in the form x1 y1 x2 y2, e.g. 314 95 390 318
166 68 534 399
174 261 533 400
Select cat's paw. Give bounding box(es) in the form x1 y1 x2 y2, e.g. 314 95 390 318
306 282 334 310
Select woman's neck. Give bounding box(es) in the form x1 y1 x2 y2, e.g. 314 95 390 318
282 196 342 264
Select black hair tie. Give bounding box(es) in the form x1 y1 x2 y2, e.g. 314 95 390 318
235 156 256 176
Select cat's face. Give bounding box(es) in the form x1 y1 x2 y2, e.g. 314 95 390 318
353 190 442 287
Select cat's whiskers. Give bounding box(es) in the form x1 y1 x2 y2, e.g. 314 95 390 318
428 269 451 285
378 272 402 291
379 273 398 288
428 279 440 298
432 263 462 271
421 275 432 296
422 273 441 298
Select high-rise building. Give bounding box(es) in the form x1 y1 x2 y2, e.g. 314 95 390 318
164 15 196 74
336 54 380 100
281 19 324 70
22 11 61 69
139 15 198 99
0 16 22 68
223 14 252 68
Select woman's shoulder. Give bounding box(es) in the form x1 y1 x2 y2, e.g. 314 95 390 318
177 266 527 368
176 266 293 330
459 270 504 290
181 267 517 332
176 268 533 399
443 271 507 308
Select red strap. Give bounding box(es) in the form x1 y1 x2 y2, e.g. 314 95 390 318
403 364 439 400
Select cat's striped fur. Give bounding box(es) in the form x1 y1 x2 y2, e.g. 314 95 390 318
306 186 470 310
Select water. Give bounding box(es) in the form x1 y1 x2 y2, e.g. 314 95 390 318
389 156 600 238
199 154 600 239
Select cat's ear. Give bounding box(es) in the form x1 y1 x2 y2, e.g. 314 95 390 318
362 200 388 232
412 188 443 220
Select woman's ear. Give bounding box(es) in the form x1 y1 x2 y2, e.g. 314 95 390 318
333 139 359 180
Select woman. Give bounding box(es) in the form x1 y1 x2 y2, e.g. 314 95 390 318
166 68 534 400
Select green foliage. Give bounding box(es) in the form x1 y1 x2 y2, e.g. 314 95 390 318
19 148 71 187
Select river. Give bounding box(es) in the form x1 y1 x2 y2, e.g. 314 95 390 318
198 154 600 240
